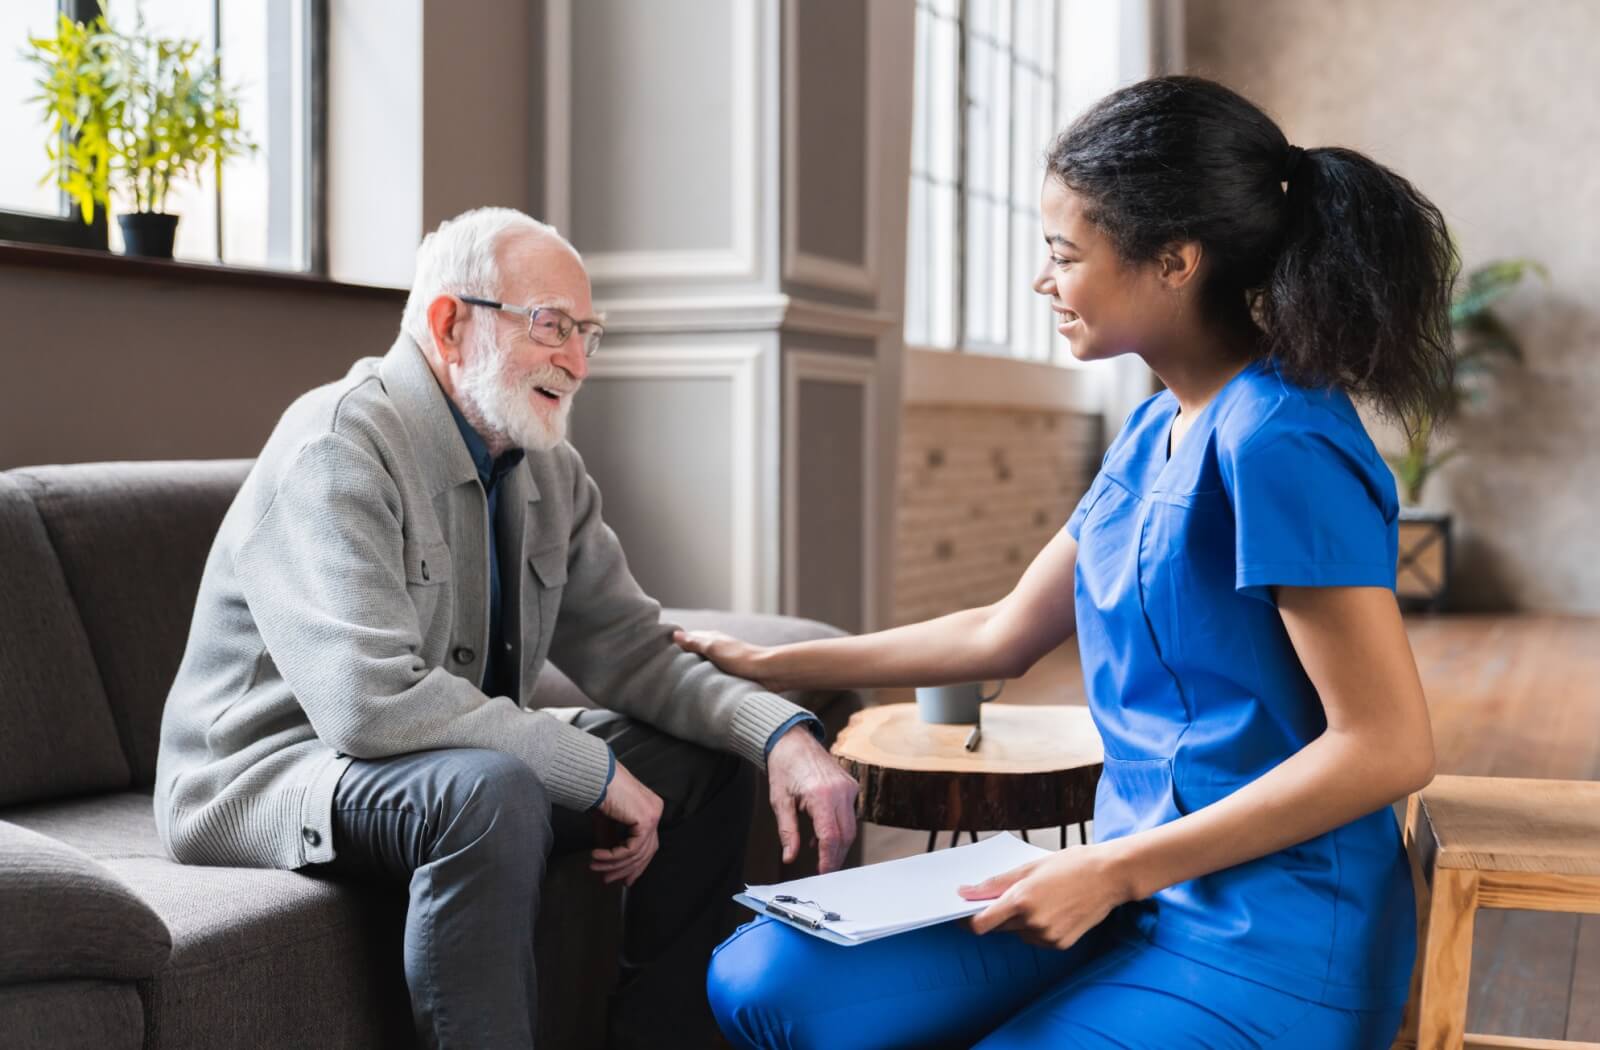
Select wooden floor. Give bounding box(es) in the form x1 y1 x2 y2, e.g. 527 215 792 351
862 614 1600 1040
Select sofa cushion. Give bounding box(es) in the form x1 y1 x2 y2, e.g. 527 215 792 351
3 791 616 1050
0 475 130 807
10 461 253 787
0 819 171 983
0 980 144 1050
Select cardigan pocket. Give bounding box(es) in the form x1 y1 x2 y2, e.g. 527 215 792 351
403 539 452 642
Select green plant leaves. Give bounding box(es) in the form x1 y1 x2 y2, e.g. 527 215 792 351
1395 258 1546 504
21 6 256 223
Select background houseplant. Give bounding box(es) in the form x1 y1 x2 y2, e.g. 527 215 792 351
1387 258 1548 505
25 5 253 258
1386 257 1545 609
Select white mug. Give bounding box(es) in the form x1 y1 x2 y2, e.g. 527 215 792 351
914 681 1005 725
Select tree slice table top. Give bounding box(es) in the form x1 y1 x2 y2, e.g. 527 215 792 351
831 703 1104 834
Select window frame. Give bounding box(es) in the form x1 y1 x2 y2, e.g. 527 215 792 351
906 0 1063 363
0 0 330 275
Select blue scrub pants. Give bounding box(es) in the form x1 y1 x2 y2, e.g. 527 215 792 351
707 911 1404 1049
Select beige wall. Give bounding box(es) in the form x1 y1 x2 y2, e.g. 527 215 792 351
893 404 1098 627
1187 0 1600 614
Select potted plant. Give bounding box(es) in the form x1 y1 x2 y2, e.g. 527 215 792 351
25 5 253 259
1386 258 1546 610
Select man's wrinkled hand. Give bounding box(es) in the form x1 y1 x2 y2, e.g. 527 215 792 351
766 726 859 873
590 760 663 886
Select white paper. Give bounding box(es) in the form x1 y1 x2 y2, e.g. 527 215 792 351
741 833 1050 943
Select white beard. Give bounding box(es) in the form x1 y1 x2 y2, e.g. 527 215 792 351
454 323 577 453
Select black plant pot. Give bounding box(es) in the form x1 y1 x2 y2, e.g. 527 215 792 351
117 212 180 259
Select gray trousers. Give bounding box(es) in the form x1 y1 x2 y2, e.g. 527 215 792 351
304 709 756 1050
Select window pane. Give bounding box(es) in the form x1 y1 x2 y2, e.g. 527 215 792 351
18 0 312 270
2 1 66 217
923 9 959 183
926 181 958 346
219 0 311 269
906 176 930 347
967 0 1012 47
964 196 1007 348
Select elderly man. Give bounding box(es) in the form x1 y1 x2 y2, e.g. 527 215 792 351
152 207 859 1050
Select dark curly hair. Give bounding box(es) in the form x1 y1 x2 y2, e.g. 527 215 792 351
1047 75 1456 427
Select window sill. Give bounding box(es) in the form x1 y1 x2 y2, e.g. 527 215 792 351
902 345 1100 413
0 239 405 302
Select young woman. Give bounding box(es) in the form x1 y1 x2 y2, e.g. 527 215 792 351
680 76 1452 1049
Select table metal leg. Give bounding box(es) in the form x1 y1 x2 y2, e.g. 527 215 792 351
927 828 939 852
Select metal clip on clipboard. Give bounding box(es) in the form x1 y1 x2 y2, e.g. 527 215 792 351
763 894 842 930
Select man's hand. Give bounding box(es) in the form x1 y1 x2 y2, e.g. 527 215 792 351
590 760 663 886
766 726 859 874
958 844 1136 949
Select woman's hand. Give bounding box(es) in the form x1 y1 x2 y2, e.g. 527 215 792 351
959 844 1136 950
672 628 788 691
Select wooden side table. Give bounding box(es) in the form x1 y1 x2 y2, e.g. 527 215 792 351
1395 775 1600 1050
831 703 1104 851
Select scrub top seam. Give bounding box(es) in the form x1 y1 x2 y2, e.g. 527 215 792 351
1132 492 1198 733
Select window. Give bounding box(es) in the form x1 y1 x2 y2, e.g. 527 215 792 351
0 0 325 272
905 0 1064 363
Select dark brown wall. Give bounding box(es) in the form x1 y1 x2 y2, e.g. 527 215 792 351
0 258 404 469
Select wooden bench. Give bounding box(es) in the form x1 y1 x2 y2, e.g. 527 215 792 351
1396 775 1600 1050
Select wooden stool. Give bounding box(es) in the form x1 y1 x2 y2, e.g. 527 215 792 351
1396 775 1600 1050
831 703 1103 851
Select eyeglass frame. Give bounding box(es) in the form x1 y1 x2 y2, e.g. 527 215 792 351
457 294 605 359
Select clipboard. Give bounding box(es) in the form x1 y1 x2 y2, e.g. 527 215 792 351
733 833 1051 947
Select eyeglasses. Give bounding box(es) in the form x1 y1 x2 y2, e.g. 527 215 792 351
458 295 604 358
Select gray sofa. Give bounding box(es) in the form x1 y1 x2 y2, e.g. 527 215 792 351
0 459 862 1050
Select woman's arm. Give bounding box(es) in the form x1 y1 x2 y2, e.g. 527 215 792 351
673 528 1081 693
965 585 1436 946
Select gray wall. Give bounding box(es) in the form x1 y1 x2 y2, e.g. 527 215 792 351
569 375 736 608
557 0 913 626
1188 0 1600 613
570 0 737 257
792 378 867 633
791 0 868 269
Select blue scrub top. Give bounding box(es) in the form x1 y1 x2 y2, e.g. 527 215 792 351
1068 355 1416 1009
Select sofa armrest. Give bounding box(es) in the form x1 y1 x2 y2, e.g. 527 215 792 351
0 820 171 984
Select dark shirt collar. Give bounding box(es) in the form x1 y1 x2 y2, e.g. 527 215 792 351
445 397 525 492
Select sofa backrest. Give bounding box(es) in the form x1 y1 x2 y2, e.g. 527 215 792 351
7 461 253 788
0 473 132 806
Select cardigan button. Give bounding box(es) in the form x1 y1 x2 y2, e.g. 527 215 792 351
302 827 321 847
421 560 430 581
453 646 476 665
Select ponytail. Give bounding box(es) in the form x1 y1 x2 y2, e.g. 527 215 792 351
1262 147 1456 425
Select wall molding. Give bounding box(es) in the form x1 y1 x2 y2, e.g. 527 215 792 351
783 349 879 631
781 0 880 298
783 297 898 339
597 291 897 338
583 342 776 613
552 0 762 286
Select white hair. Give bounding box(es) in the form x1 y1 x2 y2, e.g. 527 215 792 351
400 207 574 349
